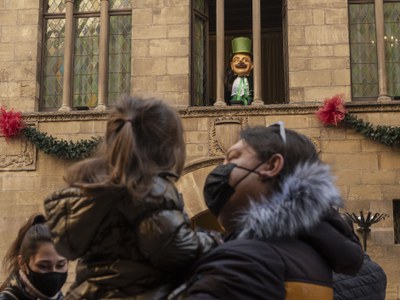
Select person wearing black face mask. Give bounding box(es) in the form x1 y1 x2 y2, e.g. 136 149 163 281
169 124 364 300
0 213 68 300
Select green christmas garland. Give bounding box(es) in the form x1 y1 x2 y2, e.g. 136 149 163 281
22 126 102 160
316 95 400 149
343 114 400 148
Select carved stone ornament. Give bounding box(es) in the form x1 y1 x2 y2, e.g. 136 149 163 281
0 124 36 171
209 116 248 156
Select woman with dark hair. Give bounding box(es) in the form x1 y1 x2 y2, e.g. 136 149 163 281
170 124 364 300
0 213 68 300
44 96 218 300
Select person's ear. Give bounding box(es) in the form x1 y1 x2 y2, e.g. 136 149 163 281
259 154 284 178
249 62 254 71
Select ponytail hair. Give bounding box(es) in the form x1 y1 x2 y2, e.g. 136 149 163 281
1 213 52 290
64 96 186 198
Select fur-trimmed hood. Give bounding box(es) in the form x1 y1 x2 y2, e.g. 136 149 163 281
237 161 343 240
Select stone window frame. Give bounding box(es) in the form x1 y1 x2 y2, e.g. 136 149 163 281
41 0 132 112
191 0 265 107
348 0 399 102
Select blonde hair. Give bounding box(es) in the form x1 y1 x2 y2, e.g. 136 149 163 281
64 96 185 197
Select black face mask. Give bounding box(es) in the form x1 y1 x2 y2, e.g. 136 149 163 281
204 162 264 217
27 266 67 297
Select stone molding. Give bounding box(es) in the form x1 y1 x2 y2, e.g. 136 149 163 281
21 102 400 122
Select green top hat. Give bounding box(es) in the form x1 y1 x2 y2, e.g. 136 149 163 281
232 37 252 54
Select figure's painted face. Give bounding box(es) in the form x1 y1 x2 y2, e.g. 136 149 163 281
231 53 253 76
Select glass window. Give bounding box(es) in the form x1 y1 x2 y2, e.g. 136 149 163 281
384 2 400 98
349 2 379 99
41 0 131 110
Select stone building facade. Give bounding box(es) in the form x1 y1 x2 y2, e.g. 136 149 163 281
0 0 400 298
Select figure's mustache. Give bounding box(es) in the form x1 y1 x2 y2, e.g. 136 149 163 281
235 62 247 68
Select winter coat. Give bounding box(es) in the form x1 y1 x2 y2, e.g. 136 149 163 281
0 275 63 300
44 173 217 300
170 162 364 300
333 254 387 300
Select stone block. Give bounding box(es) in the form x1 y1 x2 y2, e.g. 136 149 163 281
153 6 189 25
305 25 349 45
289 58 308 71
0 10 17 25
132 25 167 39
181 118 199 131
325 8 348 25
0 44 13 61
14 42 37 61
288 0 347 10
0 82 20 97
289 87 304 101
312 10 325 25
332 69 350 86
321 153 379 170
334 169 362 185
149 39 188 57
371 229 394 245
17 9 39 25
132 40 149 57
321 140 361 153
349 185 383 201
310 57 349 70
310 45 334 57
131 76 157 92
362 171 397 185
333 44 350 56
156 75 188 92
287 10 313 26
168 24 189 38
289 46 310 58
132 8 153 25
132 58 166 76
287 26 305 46
380 152 400 170
167 57 189 75
304 85 351 101
1 25 37 43
290 70 331 87
39 121 81 134
164 92 189 106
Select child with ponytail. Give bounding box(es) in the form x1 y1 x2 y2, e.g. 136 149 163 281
44 96 218 300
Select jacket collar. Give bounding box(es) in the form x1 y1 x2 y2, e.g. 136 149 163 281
236 161 342 240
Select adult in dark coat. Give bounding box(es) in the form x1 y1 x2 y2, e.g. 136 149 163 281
333 254 387 300
169 124 364 300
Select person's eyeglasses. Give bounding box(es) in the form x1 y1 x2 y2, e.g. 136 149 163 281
269 121 286 144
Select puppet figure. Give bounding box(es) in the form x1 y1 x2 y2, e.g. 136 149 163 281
229 37 254 105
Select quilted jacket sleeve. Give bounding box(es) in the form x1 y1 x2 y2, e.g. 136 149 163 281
44 187 110 260
134 179 218 272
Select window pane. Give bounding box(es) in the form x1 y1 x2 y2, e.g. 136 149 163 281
193 14 207 106
194 0 207 14
46 0 66 13
109 0 131 9
42 19 65 109
75 0 100 12
73 17 100 107
384 3 400 97
108 16 132 105
349 3 378 98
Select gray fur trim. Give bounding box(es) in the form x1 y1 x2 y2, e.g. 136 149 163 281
237 161 342 239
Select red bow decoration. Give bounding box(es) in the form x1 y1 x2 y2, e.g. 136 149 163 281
0 106 25 141
316 94 347 126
